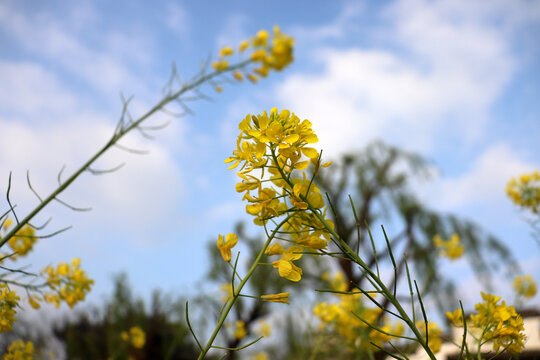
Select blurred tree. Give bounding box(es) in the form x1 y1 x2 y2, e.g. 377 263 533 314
205 141 519 359
54 273 198 360
316 141 518 314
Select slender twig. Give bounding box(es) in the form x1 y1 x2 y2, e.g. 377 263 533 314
26 171 43 203
57 165 67 185
211 336 263 351
185 301 203 351
6 172 19 224
87 163 126 175
54 197 92 212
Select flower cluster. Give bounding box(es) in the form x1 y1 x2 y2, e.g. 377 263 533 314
513 274 537 299
41 258 94 308
313 272 405 351
121 326 146 349
433 234 464 260
447 292 526 354
1 219 37 259
213 27 294 85
223 108 332 283
3 340 34 360
0 284 19 333
506 171 540 213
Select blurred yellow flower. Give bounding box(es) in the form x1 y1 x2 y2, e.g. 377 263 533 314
513 274 537 298
256 320 271 337
121 326 146 349
42 258 94 308
448 292 526 354
233 71 243 81
250 352 269 360
238 40 249 52
212 60 229 71
234 320 246 340
507 170 540 213
219 46 234 57
434 234 464 260
0 284 20 333
3 339 34 360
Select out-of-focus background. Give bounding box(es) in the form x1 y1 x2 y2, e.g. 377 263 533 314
0 0 539 351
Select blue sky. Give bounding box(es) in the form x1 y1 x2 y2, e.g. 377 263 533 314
0 0 539 312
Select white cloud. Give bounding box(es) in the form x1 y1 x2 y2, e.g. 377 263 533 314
0 61 78 119
290 2 365 43
215 13 249 49
0 2 153 98
429 144 537 210
0 59 186 246
271 0 540 165
166 2 190 39
0 118 185 240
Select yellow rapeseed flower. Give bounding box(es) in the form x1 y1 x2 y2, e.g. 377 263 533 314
41 258 94 308
272 246 303 282
252 30 269 47
212 60 229 71
239 40 249 53
265 243 284 256
261 292 289 304
246 73 258 83
416 321 443 353
448 292 526 354
219 46 234 57
233 71 243 81
0 284 20 333
217 233 238 262
506 170 540 213
4 221 37 258
226 107 333 282
446 308 464 327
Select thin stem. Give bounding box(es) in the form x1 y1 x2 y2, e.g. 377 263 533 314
196 214 292 360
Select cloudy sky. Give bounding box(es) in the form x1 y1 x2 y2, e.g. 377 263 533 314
0 0 539 311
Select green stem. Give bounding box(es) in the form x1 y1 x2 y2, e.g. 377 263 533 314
196 214 292 360
0 60 251 250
